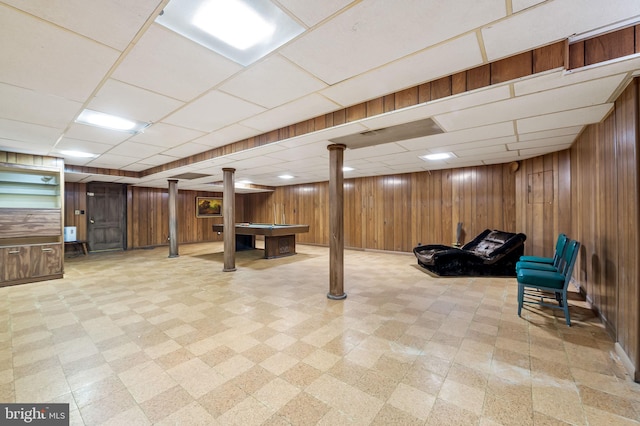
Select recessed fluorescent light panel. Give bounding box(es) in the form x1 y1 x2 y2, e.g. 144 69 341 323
60 150 98 158
76 109 150 134
156 0 305 66
342 166 354 172
278 174 294 179
421 152 455 161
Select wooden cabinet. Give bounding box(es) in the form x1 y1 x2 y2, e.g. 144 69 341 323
0 157 64 287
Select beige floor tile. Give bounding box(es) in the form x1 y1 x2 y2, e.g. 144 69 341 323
3 243 640 425
387 382 436 420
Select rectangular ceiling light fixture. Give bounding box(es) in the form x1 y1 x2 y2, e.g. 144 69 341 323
156 0 304 66
76 109 150 134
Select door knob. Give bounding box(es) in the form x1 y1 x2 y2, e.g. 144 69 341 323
90 217 95 224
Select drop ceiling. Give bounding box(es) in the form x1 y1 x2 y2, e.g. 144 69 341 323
1 0 640 194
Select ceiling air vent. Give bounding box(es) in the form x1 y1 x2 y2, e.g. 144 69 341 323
329 117 443 149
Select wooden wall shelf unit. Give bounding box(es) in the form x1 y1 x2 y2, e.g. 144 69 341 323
0 160 64 287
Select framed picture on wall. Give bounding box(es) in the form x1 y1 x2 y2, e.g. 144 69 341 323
196 197 222 217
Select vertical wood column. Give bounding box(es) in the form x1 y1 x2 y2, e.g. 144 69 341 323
327 144 347 300
167 179 179 258
223 168 236 272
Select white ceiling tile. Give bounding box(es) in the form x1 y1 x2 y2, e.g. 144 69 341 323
2 0 161 50
519 143 573 157
0 137 54 155
453 144 507 158
120 163 151 172
54 138 114 156
112 24 243 102
193 124 262 148
398 122 515 151
63 172 92 182
64 123 133 145
137 154 182 166
0 117 61 147
131 123 204 148
518 126 584 141
435 75 624 131
0 83 81 128
344 142 408 160
161 142 212 158
517 104 614 134
430 135 517 154
220 55 327 108
281 0 504 84
88 79 184 123
277 0 354 27
482 0 640 61
240 94 340 132
321 32 484 106
224 144 287 161
105 141 166 158
264 140 331 161
277 122 368 148
508 134 577 150
86 153 140 168
164 91 265 132
512 0 545 13
0 4 120 101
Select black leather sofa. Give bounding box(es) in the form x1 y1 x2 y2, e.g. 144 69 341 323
413 229 527 277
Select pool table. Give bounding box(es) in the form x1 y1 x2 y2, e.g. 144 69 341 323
212 223 310 259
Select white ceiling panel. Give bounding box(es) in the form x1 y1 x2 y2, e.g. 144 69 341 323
398 122 515 151
512 0 545 13
112 24 243 102
482 0 640 61
435 75 624 131
219 55 327 108
0 83 81 128
277 122 367 148
276 0 354 27
63 124 133 145
88 79 184 123
54 138 114 156
161 142 212 158
193 124 262 148
85 153 140 168
131 123 204 148
264 141 331 161
344 143 408 160
0 4 120 101
518 126 584 141
520 143 573 157
517 104 614 134
240 94 340 132
137 154 182 166
321 32 485 107
105 141 166 158
2 1 638 190
2 0 162 51
281 0 504 84
508 134 577 150
0 118 61 146
164 91 265 132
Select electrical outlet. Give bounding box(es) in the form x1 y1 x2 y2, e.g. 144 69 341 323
74 210 80 215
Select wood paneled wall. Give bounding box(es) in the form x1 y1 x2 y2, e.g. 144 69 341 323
516 79 640 380
243 164 517 252
64 183 243 248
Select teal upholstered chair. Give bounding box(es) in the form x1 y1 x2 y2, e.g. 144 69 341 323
516 233 568 273
517 239 580 326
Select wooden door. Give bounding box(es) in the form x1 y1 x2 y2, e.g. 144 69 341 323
87 183 126 252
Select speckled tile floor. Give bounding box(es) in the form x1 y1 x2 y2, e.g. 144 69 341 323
1 242 639 425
